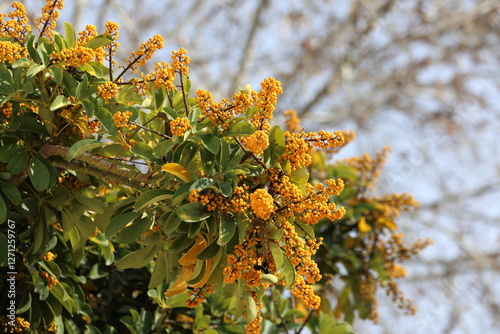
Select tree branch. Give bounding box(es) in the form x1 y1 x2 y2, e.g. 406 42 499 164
39 144 159 188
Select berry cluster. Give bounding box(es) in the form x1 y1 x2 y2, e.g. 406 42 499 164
36 0 64 39
97 81 119 101
0 2 30 41
249 188 275 220
0 41 26 64
169 117 192 137
125 34 164 73
104 21 120 67
51 46 96 67
42 251 56 261
40 270 58 290
252 77 282 132
0 316 31 333
113 110 136 132
240 130 269 156
171 47 190 75
1 101 13 121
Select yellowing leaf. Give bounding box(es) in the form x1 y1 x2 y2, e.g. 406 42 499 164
376 217 397 231
358 216 372 233
161 163 191 182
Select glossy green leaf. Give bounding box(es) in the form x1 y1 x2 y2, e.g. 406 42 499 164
246 293 258 322
135 189 173 211
0 181 22 206
95 107 118 135
67 139 104 161
26 64 46 78
153 140 175 158
218 216 236 245
105 212 140 237
29 157 50 192
163 210 182 234
11 116 49 135
50 95 72 111
116 217 151 244
176 202 211 222
64 22 77 48
0 145 21 163
198 134 220 154
290 167 309 185
115 244 159 269
131 142 158 163
84 35 112 49
269 125 285 164
225 122 256 136
6 150 28 174
168 233 195 253
196 239 220 260
148 248 169 289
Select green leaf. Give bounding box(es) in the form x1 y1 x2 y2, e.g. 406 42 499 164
84 35 112 49
51 66 64 83
67 139 104 161
290 167 309 185
131 142 158 163
26 64 46 78
198 134 220 154
153 140 175 158
176 202 211 223
95 107 118 135
149 248 168 289
6 150 29 174
115 244 159 269
12 58 33 68
85 325 102 334
268 242 283 271
0 182 22 206
196 239 220 260
246 293 258 322
0 145 21 163
29 157 50 192
218 216 236 245
163 210 182 234
225 122 256 136
135 189 173 211
64 22 77 48
269 125 285 165
11 116 49 135
168 233 194 253
105 212 140 237
0 196 6 224
50 95 72 111
116 217 151 244
282 256 296 289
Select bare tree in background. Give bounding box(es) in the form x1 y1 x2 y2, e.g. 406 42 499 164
6 0 500 333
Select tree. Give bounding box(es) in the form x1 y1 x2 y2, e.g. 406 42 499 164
0 1 430 333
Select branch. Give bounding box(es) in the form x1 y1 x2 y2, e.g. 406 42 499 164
39 144 159 188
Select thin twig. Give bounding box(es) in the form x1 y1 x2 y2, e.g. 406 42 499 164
233 136 268 170
269 291 289 333
296 309 314 334
179 74 189 117
128 121 171 140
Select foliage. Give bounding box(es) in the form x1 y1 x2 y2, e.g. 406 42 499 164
0 1 430 333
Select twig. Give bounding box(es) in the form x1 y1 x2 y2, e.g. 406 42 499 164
233 136 268 170
179 74 189 117
128 121 171 140
269 291 289 333
296 309 314 334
